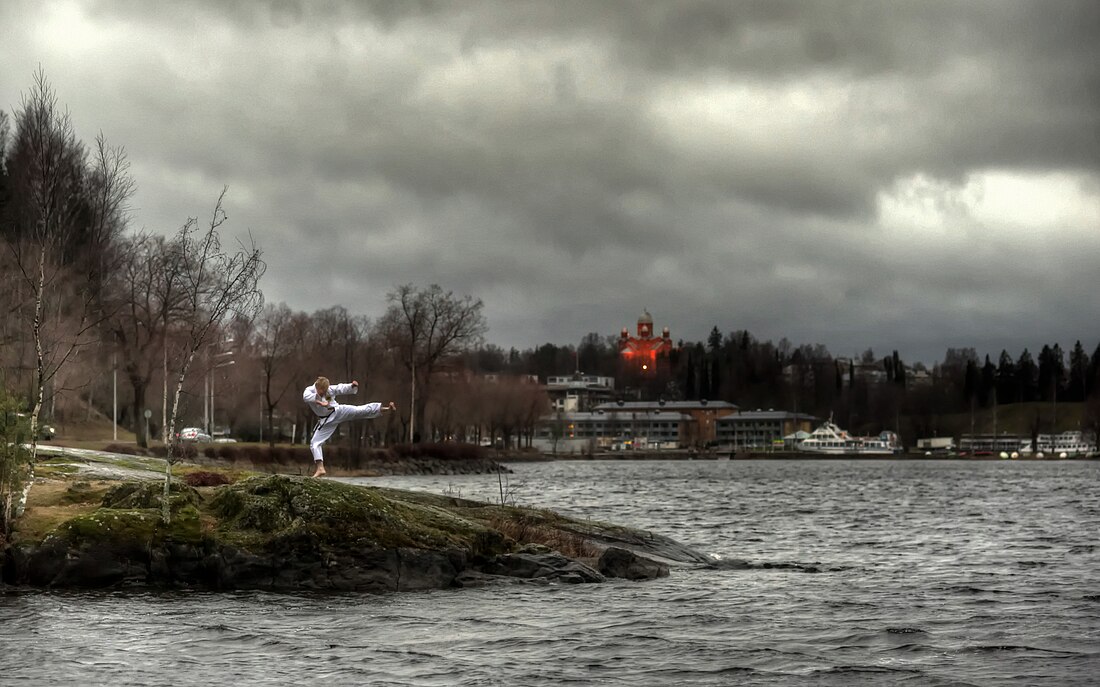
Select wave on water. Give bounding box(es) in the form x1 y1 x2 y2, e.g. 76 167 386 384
3 459 1098 686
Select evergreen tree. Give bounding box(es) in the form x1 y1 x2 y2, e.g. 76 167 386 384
707 326 722 352
980 355 997 407
964 358 980 405
684 349 697 400
1016 349 1038 402
1068 340 1089 402
997 350 1016 404
1087 342 1100 399
893 350 906 387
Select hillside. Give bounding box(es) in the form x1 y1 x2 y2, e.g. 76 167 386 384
906 402 1092 439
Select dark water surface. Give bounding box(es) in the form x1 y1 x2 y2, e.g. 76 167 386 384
3 460 1099 685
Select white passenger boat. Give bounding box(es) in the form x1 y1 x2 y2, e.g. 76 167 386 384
1023 431 1098 458
797 419 900 455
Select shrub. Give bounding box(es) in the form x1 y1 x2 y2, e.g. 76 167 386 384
150 444 198 460
235 445 269 464
182 470 232 487
216 445 240 461
103 444 144 456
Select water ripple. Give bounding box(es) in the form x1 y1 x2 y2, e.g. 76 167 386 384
3 459 1099 686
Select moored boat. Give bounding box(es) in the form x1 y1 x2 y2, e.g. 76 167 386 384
797 418 900 455
1023 431 1098 458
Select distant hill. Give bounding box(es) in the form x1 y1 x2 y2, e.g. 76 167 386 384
47 394 137 443
905 402 1090 440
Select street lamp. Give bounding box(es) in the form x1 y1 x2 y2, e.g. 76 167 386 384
208 358 235 437
205 339 235 436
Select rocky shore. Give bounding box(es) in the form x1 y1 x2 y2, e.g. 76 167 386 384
2 452 714 592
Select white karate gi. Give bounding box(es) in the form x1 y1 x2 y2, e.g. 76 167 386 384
302 382 382 463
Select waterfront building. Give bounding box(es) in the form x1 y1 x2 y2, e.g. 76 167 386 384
595 400 738 446
544 373 615 412
532 399 739 452
958 433 1030 455
716 410 817 451
916 437 956 454
532 408 689 453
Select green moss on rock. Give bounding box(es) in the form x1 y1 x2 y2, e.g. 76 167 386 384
208 475 508 555
49 504 203 546
102 480 199 511
60 481 109 506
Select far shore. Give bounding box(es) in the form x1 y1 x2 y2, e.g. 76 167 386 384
529 449 1099 462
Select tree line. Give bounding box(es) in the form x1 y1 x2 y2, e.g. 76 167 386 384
3 71 1100 467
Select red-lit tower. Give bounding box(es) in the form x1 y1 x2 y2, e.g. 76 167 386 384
619 309 674 377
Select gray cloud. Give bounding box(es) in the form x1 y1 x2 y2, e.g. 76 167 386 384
2 0 1098 363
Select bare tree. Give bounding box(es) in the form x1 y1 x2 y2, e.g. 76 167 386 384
376 284 486 442
518 379 550 449
255 303 308 446
161 189 265 520
103 233 189 447
1 71 120 517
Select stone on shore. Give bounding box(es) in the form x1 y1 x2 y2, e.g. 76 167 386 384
597 546 671 580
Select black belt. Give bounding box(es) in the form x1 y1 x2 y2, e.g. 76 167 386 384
313 408 336 435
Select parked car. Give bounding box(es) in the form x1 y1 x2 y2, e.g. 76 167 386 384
178 427 212 443
15 413 56 440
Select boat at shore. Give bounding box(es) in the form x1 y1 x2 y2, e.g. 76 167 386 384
1026 431 1097 458
797 419 900 455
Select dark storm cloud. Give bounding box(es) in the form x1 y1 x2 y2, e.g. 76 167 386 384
2 0 1098 362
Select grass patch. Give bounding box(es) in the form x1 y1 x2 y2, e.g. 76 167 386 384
481 507 602 559
9 480 113 544
35 463 81 476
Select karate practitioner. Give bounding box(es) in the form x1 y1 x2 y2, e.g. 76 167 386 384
303 376 396 477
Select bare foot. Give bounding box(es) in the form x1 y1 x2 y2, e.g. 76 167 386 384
312 465 327 478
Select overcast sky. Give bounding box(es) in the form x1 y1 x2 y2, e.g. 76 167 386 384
2 0 1098 363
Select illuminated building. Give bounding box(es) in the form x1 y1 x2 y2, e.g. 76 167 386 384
618 309 674 376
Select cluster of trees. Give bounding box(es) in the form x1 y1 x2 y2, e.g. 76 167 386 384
502 329 1100 443
0 75 550 468
3 70 1100 487
1 72 265 524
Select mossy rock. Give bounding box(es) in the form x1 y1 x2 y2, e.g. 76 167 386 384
61 481 109 506
48 504 204 547
102 481 199 512
208 475 508 555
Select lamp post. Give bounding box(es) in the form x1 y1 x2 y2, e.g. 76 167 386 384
207 339 235 437
112 353 117 442
210 358 235 437
259 371 264 444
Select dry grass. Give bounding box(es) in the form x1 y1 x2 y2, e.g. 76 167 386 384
485 511 601 559
10 479 112 544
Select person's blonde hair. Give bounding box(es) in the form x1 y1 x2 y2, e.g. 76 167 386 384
315 376 330 394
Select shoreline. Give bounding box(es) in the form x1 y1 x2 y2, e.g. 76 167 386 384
526 450 1099 462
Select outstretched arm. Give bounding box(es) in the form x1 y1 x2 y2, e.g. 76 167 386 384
331 381 360 396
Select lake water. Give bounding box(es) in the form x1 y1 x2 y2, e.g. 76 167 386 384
2 459 1099 685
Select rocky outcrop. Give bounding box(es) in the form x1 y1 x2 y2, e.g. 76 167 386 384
479 551 605 584
597 546 670 580
3 475 711 592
